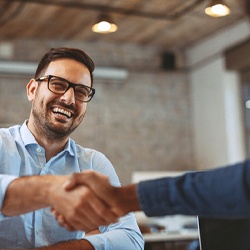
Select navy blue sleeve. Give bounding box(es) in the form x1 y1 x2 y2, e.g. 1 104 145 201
137 160 250 218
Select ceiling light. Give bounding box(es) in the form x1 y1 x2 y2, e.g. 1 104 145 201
92 14 118 34
205 0 230 17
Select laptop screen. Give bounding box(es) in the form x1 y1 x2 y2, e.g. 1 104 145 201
198 217 250 250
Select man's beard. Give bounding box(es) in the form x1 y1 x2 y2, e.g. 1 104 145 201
31 101 84 142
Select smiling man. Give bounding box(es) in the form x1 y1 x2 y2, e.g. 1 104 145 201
0 48 143 249
27 56 93 161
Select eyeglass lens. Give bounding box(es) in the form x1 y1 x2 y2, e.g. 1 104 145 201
49 76 92 102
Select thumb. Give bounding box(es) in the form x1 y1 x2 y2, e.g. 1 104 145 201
63 171 93 190
63 173 79 190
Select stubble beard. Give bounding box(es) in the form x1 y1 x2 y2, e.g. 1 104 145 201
31 101 85 142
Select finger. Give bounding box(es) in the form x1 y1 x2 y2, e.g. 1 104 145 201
66 211 99 232
50 207 58 218
90 195 119 224
63 173 78 190
64 171 96 191
52 208 79 231
57 215 76 231
57 198 103 232
72 194 118 230
64 198 115 231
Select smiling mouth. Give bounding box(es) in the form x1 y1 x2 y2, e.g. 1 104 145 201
52 107 73 118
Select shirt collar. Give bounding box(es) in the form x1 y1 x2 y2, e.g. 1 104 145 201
20 120 75 156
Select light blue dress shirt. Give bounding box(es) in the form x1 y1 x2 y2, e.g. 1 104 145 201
0 121 143 249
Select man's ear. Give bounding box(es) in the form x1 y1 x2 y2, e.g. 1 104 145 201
27 79 38 101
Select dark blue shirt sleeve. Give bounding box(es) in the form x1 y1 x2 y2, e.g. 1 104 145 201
137 159 250 218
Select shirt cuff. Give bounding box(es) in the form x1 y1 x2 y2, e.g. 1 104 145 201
137 178 170 217
0 175 18 210
83 234 106 250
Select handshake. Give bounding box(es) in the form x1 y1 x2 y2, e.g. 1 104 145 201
2 170 140 233
52 171 141 232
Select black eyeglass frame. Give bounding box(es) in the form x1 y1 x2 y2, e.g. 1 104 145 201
35 75 95 102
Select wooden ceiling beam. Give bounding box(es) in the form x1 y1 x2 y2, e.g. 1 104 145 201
225 38 250 71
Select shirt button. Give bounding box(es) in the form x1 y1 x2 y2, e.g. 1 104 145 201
36 229 39 235
37 148 42 153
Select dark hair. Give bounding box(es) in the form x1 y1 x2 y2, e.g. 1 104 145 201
35 47 95 86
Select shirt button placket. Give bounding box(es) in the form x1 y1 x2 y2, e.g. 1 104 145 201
37 147 45 168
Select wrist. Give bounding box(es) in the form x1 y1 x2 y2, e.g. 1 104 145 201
47 175 68 207
114 184 141 215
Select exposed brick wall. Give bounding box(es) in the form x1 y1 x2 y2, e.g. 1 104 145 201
0 40 194 184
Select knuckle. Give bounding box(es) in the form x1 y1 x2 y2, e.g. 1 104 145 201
71 172 78 180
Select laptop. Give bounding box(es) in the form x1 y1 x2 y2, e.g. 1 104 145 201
198 217 250 250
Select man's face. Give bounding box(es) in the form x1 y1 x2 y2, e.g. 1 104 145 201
27 58 92 140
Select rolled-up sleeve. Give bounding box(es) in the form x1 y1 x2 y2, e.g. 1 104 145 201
83 213 144 250
0 175 18 210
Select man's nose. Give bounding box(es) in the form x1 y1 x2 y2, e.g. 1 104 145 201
61 87 75 104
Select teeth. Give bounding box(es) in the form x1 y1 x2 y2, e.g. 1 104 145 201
52 107 72 118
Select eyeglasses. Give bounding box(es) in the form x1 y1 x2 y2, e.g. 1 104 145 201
35 75 95 102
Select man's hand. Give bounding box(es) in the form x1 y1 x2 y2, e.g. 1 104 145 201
63 171 125 216
48 176 119 232
52 171 142 231
64 171 141 216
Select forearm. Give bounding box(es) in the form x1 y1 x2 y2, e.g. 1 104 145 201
1 175 66 216
3 173 118 232
137 160 250 218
